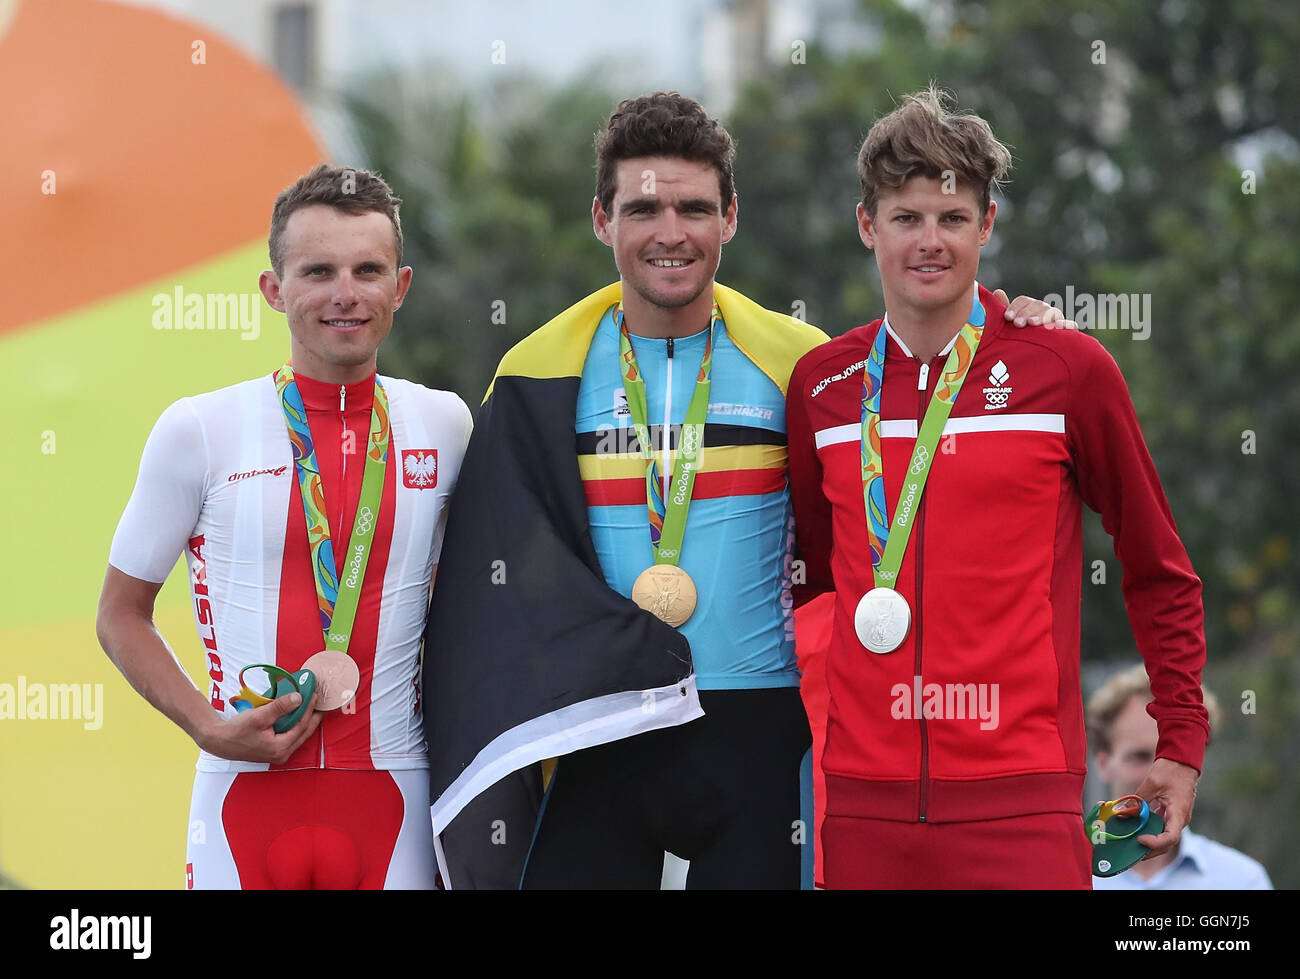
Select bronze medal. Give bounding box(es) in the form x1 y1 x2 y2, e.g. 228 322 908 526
300 650 360 711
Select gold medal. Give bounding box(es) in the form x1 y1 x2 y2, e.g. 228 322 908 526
300 650 360 711
631 565 698 627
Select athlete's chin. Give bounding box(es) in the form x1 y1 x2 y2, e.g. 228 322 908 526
331 350 379 367
628 278 710 311
896 283 970 313
327 328 390 360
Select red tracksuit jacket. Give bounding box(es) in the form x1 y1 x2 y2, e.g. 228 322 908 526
786 284 1208 824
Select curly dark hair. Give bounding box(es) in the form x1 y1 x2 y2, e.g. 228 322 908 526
594 92 736 213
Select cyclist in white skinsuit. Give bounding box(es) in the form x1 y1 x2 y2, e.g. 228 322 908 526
99 164 469 889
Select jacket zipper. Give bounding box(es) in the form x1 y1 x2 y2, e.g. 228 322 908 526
663 337 674 499
915 359 930 822
339 382 348 520
321 383 348 769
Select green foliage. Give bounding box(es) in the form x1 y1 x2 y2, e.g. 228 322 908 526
343 71 616 402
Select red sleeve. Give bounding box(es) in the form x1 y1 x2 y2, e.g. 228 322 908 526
787 354 835 607
1068 338 1210 772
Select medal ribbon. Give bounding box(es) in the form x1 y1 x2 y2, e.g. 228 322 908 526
275 364 390 654
861 294 985 587
615 301 718 565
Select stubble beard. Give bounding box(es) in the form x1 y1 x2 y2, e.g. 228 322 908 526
627 269 711 313
294 319 384 375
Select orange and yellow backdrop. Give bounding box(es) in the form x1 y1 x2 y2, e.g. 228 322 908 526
0 0 322 888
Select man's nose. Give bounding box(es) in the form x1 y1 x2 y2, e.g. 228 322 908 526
333 272 359 306
656 208 688 247
918 217 943 252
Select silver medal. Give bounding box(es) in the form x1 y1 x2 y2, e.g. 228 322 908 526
854 587 911 654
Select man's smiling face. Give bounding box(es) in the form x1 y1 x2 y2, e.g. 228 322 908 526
259 204 412 383
857 175 995 324
593 155 736 314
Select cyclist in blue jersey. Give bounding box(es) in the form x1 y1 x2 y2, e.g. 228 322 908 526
516 93 816 888
575 310 799 690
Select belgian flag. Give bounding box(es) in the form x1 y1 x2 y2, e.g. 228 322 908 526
422 281 827 887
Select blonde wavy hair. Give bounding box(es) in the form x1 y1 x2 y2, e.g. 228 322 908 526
1086 663 1221 753
857 84 1011 218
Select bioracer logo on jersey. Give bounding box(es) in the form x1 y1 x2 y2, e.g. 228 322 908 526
983 360 1013 411
401 449 438 488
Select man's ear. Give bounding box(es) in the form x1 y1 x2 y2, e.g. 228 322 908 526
393 265 414 310
720 193 738 244
856 202 876 250
978 200 997 245
592 196 613 247
259 270 286 313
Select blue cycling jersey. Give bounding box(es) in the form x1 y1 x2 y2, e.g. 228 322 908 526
575 305 797 689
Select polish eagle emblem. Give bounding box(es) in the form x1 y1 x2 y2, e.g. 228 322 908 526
401 449 438 489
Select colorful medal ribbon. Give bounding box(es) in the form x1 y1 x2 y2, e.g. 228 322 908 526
274 364 390 653
861 293 985 586
615 301 719 565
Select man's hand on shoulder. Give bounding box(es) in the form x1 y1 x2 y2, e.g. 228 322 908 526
1135 757 1200 858
196 689 324 765
991 288 1078 330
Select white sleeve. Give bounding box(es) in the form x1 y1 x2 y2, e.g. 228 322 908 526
459 394 474 449
429 393 473 570
108 398 208 583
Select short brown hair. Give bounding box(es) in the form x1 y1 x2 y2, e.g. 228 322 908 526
268 163 403 277
857 84 1011 218
1086 663 1221 754
594 92 736 214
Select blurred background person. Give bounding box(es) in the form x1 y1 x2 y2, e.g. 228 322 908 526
1087 664 1272 890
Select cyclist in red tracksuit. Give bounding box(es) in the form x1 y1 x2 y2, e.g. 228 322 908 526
786 87 1208 889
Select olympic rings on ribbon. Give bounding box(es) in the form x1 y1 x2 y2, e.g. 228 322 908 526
909 444 931 475
355 506 376 536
